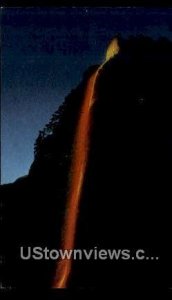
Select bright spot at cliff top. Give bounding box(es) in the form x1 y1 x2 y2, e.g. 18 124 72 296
105 38 120 62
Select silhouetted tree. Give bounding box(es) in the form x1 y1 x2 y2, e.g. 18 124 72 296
2 36 172 289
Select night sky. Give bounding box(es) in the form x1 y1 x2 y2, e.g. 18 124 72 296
1 7 172 184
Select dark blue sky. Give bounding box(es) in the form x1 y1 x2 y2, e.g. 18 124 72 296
1 7 172 184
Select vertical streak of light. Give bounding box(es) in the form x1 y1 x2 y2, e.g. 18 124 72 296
52 39 119 288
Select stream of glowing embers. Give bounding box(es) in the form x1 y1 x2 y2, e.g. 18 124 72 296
52 39 119 288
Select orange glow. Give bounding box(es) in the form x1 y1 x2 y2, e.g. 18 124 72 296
52 70 99 288
52 39 119 288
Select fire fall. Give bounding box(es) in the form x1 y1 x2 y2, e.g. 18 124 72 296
52 39 120 288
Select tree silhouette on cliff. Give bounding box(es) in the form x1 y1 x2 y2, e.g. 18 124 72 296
1 36 172 289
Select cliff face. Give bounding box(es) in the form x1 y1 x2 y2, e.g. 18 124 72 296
2 37 172 289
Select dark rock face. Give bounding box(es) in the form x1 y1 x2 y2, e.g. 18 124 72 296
1 37 172 289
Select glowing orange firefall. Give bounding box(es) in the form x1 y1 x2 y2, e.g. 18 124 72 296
52 39 119 288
